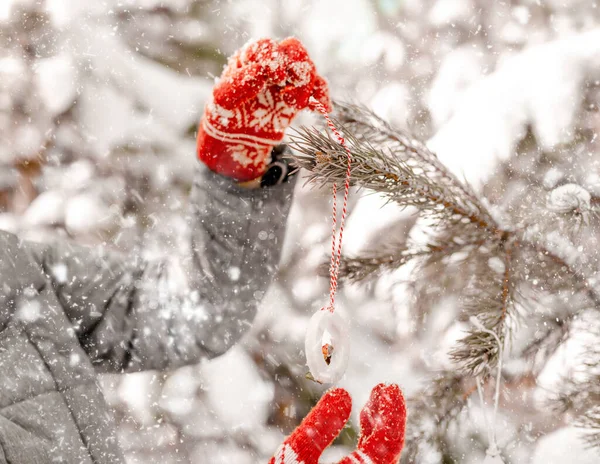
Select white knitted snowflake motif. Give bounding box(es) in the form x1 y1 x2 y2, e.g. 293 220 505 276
249 88 296 132
273 444 304 464
230 144 261 168
207 101 239 128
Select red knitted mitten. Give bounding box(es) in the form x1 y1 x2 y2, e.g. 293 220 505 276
338 384 406 464
197 37 331 181
270 384 406 464
270 388 351 464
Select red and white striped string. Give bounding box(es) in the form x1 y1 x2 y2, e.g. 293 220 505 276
309 98 353 313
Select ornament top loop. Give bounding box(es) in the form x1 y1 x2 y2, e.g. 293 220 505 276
305 99 353 383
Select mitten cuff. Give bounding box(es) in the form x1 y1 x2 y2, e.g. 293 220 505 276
236 144 298 189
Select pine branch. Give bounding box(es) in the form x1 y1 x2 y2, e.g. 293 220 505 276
289 103 500 237
449 240 515 376
402 372 470 463
518 238 600 309
547 314 600 448
336 245 417 282
549 373 600 448
521 316 570 374
291 101 600 446
338 243 452 283
289 102 509 293
334 102 489 220
578 406 600 448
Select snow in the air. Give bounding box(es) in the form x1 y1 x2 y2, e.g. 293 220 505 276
1 0 600 463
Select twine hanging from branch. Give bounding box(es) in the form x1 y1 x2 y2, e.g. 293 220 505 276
304 98 353 384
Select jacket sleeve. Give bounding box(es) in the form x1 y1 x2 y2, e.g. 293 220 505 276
29 161 296 373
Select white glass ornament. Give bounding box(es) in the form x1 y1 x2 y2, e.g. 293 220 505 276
305 309 350 384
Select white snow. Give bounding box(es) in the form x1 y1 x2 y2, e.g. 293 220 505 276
0 214 18 234
159 366 199 417
51 263 69 285
0 56 26 87
370 82 411 129
227 266 241 282
201 346 274 431
0 0 36 22
360 32 406 72
534 313 598 415
45 0 100 26
427 46 487 128
65 193 117 235
531 427 600 464
583 172 600 196
34 53 77 115
299 0 377 69
59 161 95 191
44 21 212 159
428 0 474 27
15 297 41 322
428 29 600 188
547 183 591 213
513 6 531 26
0 2 10 21
543 168 566 190
3 1 600 462
23 190 66 227
343 192 414 257
117 372 161 427
12 124 44 161
192 442 254 464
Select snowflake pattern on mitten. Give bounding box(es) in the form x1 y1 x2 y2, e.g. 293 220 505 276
197 37 331 181
270 384 406 464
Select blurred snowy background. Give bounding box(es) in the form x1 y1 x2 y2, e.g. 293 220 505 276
1 0 600 463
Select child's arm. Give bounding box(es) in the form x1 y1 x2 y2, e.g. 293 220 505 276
26 36 325 373
29 152 296 372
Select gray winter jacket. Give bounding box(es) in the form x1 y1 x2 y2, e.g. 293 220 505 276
0 160 296 463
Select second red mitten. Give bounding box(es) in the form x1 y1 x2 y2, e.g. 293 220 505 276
338 384 406 464
270 384 407 464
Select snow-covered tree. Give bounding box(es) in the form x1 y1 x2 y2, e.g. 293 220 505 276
2 0 600 463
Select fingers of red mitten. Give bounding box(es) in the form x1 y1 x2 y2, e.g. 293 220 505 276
221 48 243 79
241 37 278 63
241 38 286 83
356 384 407 463
279 37 319 88
278 37 310 63
311 75 332 112
282 388 352 464
212 62 270 110
281 83 313 109
359 383 391 431
356 385 382 440
281 71 330 111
